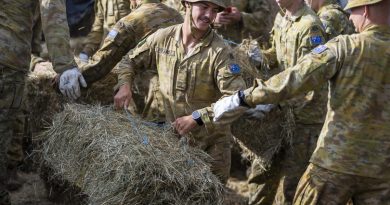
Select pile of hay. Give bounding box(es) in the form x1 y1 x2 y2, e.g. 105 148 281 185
41 104 224 205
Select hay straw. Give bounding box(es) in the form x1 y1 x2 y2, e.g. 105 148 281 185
230 40 295 173
41 104 224 205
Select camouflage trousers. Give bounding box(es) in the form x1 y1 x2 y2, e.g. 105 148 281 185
205 136 231 184
7 111 25 170
248 124 322 205
294 163 390 205
0 66 25 202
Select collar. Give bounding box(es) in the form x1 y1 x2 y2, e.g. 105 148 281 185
174 24 214 48
362 24 390 34
142 0 160 3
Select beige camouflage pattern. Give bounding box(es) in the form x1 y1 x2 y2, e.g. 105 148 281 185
82 0 132 56
215 0 273 44
116 24 246 182
317 0 355 39
0 0 76 73
244 25 390 179
294 163 390 204
82 0 183 84
264 4 326 124
163 0 186 16
81 0 183 121
247 4 326 204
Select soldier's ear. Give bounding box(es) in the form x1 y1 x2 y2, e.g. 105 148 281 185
363 5 369 18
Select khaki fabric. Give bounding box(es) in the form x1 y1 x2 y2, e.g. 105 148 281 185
215 0 273 44
294 163 390 205
0 0 76 74
81 1 183 121
244 25 390 179
116 24 246 181
82 0 132 56
317 0 355 39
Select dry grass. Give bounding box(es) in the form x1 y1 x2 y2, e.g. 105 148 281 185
40 104 224 205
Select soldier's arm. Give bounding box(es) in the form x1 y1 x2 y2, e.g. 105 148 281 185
244 41 341 107
297 22 326 59
198 50 247 128
40 0 77 73
115 34 157 91
82 18 139 84
82 0 105 56
262 27 278 68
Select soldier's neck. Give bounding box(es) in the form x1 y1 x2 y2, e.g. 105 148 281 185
285 1 304 17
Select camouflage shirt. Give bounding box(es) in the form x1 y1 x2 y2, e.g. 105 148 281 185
317 0 355 39
264 4 327 124
244 25 390 179
82 0 183 84
0 0 76 73
82 0 132 56
116 24 246 144
215 0 274 44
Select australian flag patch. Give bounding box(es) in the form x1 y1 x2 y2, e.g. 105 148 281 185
107 29 118 40
312 45 328 54
311 36 323 45
229 64 241 74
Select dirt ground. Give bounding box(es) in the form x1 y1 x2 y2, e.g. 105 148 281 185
10 170 249 205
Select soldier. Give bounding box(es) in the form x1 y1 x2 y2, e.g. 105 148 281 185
214 0 390 203
306 0 355 39
214 0 275 44
0 0 86 203
80 0 183 121
113 0 246 183
79 0 133 62
238 0 326 204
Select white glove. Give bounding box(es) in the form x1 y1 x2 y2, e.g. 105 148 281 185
214 93 247 122
79 52 89 63
59 67 87 100
244 104 275 120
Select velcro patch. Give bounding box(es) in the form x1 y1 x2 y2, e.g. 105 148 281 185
229 64 241 74
107 29 118 40
311 36 323 45
312 45 328 54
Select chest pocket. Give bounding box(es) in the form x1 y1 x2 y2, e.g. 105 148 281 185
187 62 217 102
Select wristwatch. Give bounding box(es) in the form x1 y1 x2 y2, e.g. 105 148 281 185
191 110 204 126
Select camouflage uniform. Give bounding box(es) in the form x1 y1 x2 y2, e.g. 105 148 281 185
247 4 327 205
317 0 355 39
0 0 76 202
82 0 132 56
82 0 183 121
163 0 186 16
215 0 273 44
116 24 246 183
243 24 390 204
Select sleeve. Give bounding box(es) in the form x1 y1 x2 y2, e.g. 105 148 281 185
198 49 247 128
114 33 157 91
31 6 42 57
244 42 340 107
82 18 138 84
40 0 77 73
82 0 105 56
297 22 326 59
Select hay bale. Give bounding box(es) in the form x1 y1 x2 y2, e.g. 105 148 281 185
230 40 295 173
41 104 224 205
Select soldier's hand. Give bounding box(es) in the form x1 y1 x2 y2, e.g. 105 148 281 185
244 104 275 120
215 7 241 25
59 67 87 100
172 115 197 136
79 52 89 64
114 84 132 110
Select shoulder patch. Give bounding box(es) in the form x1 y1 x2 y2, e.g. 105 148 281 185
107 29 118 40
229 64 241 74
312 45 328 54
311 36 323 45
